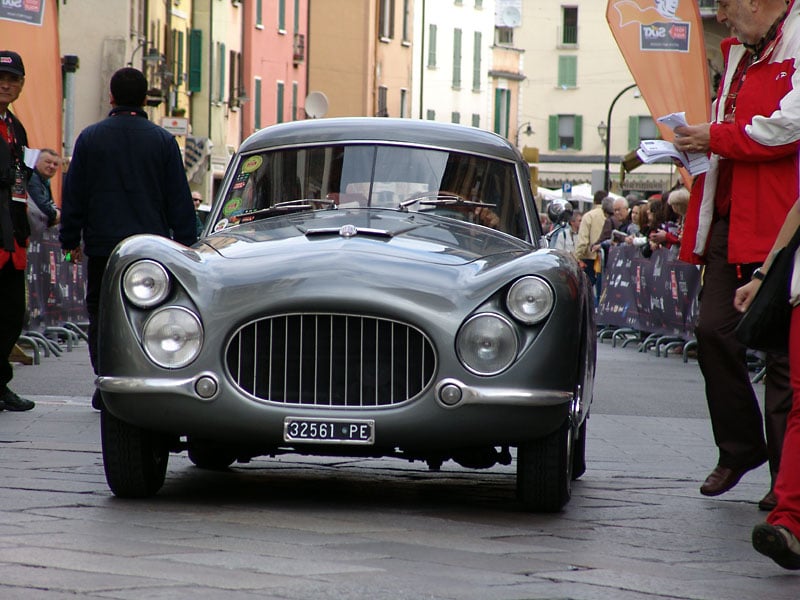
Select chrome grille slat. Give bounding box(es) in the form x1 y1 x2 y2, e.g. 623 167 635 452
226 313 436 407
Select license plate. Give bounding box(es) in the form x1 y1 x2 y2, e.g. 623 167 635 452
283 417 375 445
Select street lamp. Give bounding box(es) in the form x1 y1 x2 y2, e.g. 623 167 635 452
602 83 638 192
516 121 533 147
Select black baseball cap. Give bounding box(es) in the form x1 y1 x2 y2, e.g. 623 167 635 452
0 51 25 77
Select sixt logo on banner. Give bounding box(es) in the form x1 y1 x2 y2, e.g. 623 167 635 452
0 0 44 26
641 21 690 52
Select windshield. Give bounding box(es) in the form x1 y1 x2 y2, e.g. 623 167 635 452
211 144 531 241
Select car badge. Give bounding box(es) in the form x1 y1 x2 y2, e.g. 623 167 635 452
339 224 358 238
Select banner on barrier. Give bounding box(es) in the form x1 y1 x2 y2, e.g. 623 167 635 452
598 244 701 338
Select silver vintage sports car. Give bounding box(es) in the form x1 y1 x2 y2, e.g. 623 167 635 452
97 118 596 512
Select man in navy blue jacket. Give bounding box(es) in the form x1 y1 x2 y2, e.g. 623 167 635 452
59 67 197 409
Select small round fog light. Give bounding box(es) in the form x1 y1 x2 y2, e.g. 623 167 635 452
439 383 463 406
195 376 218 399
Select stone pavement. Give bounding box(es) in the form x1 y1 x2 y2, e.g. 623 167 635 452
0 339 796 599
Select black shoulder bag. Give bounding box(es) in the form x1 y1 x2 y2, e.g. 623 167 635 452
735 226 800 355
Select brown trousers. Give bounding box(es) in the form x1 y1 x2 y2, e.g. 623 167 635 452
694 220 792 482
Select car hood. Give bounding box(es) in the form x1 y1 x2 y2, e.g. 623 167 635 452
200 208 533 266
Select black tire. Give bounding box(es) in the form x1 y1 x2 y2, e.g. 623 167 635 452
516 418 573 512
187 441 236 470
101 410 168 498
571 418 587 480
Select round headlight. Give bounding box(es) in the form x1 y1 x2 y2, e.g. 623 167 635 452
142 307 203 368
123 260 171 308
506 276 554 324
456 313 518 375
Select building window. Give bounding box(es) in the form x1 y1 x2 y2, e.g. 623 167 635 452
277 81 285 123
451 111 460 124
228 50 242 107
472 31 481 91
172 30 185 86
293 0 300 34
471 113 480 127
256 0 263 27
278 0 286 31
217 42 226 102
426 109 435 120
402 0 411 43
188 29 202 92
400 88 408 118
629 115 659 148
475 0 483 8
495 26 513 46
452 28 462 89
254 77 262 129
377 86 388 117
427 24 437 67
494 88 510 137
548 114 583 150
379 0 395 40
561 6 578 46
557 55 577 88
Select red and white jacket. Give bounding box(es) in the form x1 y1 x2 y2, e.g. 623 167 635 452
680 2 800 266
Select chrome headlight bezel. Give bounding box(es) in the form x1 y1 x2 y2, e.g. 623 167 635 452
456 312 519 376
506 276 554 325
123 260 171 308
142 306 203 369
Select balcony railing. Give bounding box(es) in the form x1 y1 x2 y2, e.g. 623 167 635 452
293 33 305 64
557 26 578 48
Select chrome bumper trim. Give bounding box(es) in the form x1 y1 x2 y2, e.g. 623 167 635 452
96 373 219 401
435 378 572 408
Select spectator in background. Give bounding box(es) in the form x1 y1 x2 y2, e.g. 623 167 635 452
575 190 608 305
593 197 631 260
192 190 204 237
550 210 582 255
650 186 689 254
59 67 198 411
27 148 61 237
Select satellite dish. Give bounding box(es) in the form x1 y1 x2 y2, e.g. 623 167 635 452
305 91 329 119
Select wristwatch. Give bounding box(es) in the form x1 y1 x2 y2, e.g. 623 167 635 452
752 267 765 281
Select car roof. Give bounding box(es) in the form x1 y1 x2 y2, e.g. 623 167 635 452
238 117 523 162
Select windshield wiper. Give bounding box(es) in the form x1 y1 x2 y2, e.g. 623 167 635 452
237 199 336 222
399 193 496 212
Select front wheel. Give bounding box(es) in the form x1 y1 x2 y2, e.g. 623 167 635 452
516 418 573 512
101 410 169 498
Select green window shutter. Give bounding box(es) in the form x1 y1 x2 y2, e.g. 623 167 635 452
188 29 202 92
428 25 437 67
293 0 300 34
574 114 583 150
472 31 481 91
256 0 263 26
493 88 502 134
254 79 262 129
451 111 460 123
426 109 435 120
471 113 479 127
548 115 558 150
292 81 298 121
452 28 462 88
277 81 285 123
557 55 577 88
279 0 286 30
628 115 639 150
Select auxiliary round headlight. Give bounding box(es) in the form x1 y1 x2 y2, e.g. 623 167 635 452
456 313 518 375
142 307 203 368
123 260 171 308
506 276 554 324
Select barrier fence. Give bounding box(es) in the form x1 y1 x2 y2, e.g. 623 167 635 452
597 244 701 339
25 228 88 331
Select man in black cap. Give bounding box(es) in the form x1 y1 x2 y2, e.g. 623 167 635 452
0 50 35 412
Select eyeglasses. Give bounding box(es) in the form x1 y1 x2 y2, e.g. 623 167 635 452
0 73 23 85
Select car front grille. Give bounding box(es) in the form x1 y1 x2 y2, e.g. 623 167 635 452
226 313 436 407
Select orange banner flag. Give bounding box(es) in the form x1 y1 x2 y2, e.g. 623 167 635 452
606 1 710 184
1 0 64 203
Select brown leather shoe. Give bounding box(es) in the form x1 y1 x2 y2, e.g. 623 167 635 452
759 490 778 512
700 463 762 496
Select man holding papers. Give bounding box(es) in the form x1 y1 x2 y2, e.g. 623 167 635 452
670 0 799 520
